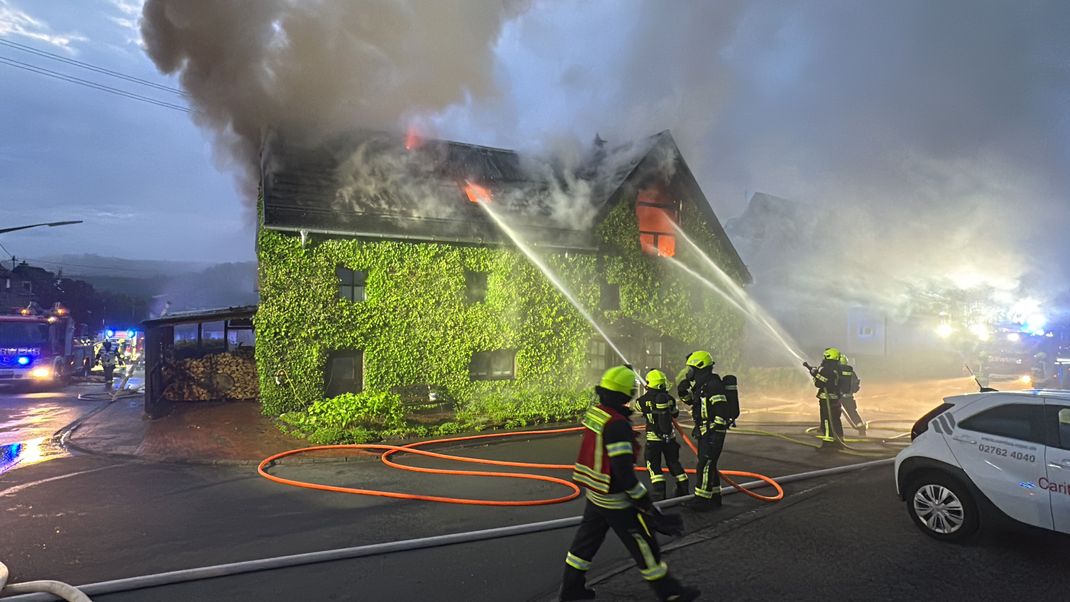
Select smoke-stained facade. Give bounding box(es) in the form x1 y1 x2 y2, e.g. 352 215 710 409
254 131 749 416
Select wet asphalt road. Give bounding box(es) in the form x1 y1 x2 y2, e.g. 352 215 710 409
0 382 111 469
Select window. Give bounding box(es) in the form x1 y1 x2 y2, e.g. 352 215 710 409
645 339 663 372
636 187 679 257
1049 407 1070 451
337 266 367 302
587 338 609 380
201 321 226 354
173 323 198 359
465 270 488 303
326 350 363 397
226 319 255 352
600 283 620 311
470 349 516 380
959 403 1046 444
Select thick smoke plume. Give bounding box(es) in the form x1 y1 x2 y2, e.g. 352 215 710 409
141 0 521 194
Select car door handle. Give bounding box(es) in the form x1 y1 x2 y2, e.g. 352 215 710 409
951 435 976 445
1051 459 1070 469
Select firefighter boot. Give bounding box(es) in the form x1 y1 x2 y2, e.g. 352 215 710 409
651 575 701 602
674 478 690 499
559 566 596 601
652 481 667 501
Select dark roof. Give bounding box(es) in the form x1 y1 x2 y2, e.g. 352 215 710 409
259 130 749 279
142 305 257 327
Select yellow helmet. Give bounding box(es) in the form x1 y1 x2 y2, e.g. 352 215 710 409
686 350 714 370
839 354 850 365
645 369 668 390
599 365 638 396
824 347 842 361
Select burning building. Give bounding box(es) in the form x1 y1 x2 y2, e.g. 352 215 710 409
254 130 750 419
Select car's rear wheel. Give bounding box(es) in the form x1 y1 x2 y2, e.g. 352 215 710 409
907 473 979 542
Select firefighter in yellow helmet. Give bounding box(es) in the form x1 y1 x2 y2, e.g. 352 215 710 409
808 347 844 449
560 366 699 602
680 350 737 511
635 369 689 500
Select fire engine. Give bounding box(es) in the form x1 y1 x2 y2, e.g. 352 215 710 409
0 303 93 388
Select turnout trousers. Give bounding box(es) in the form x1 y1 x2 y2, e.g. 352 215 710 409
819 395 844 445
645 440 688 489
563 500 685 600
693 428 726 499
840 394 864 430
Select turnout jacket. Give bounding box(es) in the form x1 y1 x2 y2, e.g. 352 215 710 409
635 389 679 442
838 363 860 397
813 359 840 400
572 403 647 509
688 370 731 436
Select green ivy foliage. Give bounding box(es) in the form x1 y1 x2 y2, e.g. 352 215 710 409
256 195 746 440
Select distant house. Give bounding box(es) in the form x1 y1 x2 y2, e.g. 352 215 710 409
254 130 751 416
0 266 33 311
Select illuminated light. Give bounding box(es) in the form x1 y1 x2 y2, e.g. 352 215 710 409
19 308 30 316
404 124 423 151
16 356 31 366
47 316 58 324
30 366 51 379
1025 313 1047 336
969 323 990 341
1006 332 1021 343
464 181 492 204
127 330 135 339
1020 374 1033 385
106 329 115 338
936 323 954 339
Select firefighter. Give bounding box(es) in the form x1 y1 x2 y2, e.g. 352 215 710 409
96 340 120 391
635 369 689 500
680 350 734 512
560 366 699 602
809 348 844 449
838 355 865 436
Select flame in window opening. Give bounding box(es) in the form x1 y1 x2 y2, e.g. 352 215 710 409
464 181 492 204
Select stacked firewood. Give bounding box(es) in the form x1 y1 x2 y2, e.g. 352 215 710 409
162 349 258 401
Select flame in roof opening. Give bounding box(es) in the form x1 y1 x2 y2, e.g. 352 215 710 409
405 124 423 151
464 181 492 204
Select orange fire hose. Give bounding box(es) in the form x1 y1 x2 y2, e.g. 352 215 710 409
258 424 783 506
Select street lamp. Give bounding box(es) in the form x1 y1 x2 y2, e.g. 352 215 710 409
0 220 83 235
0 220 82 269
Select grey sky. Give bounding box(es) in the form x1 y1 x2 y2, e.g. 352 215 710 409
0 0 249 264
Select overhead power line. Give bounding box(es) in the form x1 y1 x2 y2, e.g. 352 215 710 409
0 55 191 113
0 38 186 96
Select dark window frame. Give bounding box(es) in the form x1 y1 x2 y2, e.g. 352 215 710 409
637 195 680 257
470 349 516 381
959 403 1046 445
600 282 620 311
326 350 364 397
337 266 368 302
465 270 489 303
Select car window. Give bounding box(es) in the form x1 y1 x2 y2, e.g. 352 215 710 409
1057 407 1070 450
958 403 1045 444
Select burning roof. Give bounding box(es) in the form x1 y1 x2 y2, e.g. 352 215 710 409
260 128 746 277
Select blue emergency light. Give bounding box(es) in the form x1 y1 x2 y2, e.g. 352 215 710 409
16 356 31 366
126 329 135 338
106 329 115 338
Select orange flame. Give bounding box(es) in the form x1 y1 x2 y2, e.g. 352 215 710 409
464 181 492 204
405 124 423 151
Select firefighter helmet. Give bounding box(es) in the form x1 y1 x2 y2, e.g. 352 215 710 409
686 350 714 370
645 369 668 390
599 365 638 396
823 347 841 361
839 354 850 365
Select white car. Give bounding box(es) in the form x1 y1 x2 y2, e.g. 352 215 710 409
895 390 1070 541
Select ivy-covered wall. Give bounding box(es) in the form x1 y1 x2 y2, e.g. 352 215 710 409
255 192 745 438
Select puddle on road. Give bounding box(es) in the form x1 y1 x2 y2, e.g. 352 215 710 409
1 437 67 475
